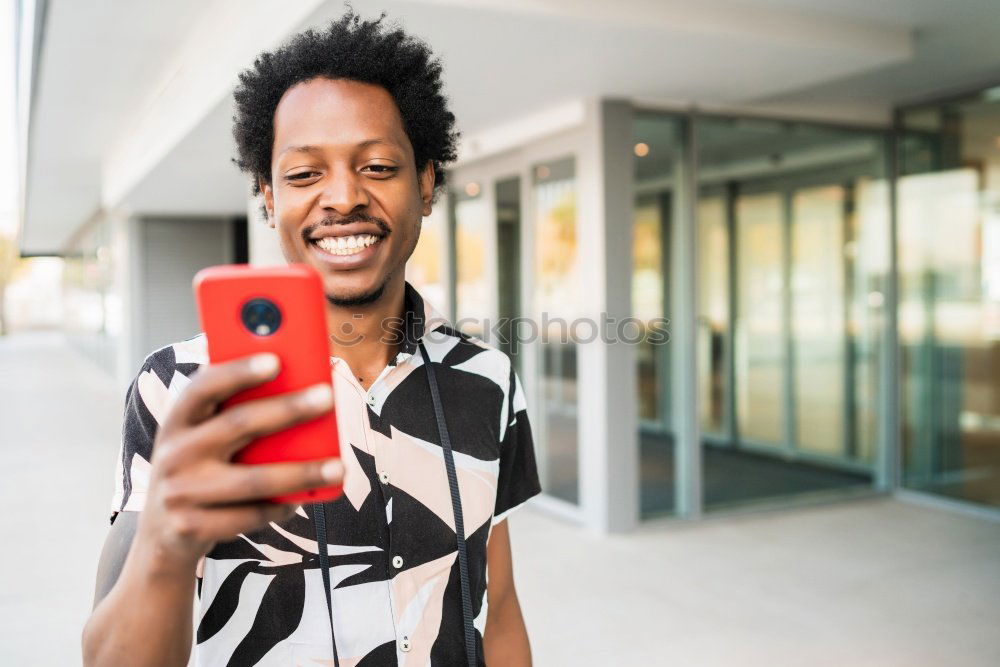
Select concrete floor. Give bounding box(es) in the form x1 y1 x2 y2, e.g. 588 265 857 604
1 332 999 666
512 500 1000 666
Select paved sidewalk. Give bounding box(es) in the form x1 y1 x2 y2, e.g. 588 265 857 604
1 332 999 665
0 332 124 666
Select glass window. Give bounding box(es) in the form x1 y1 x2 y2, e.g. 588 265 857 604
698 195 728 438
407 205 448 313
496 177 522 366
451 185 491 337
632 114 682 517
899 90 1000 507
791 185 847 455
533 157 579 505
736 191 785 446
695 116 887 510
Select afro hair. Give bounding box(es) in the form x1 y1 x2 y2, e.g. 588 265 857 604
232 9 459 206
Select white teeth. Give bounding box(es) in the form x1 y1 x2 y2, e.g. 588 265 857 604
315 234 380 255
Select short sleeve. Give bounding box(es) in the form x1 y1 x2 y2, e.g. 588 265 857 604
110 344 192 521
492 368 542 525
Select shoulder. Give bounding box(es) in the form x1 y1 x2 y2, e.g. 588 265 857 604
128 334 208 419
421 324 516 397
137 334 208 377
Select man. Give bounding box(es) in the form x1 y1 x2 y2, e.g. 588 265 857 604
82 11 541 666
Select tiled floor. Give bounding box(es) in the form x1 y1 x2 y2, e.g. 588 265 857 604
2 332 998 666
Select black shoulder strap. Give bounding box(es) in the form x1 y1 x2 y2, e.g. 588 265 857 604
313 502 341 667
312 342 477 667
420 340 478 667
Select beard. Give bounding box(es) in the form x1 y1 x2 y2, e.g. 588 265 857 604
324 271 392 308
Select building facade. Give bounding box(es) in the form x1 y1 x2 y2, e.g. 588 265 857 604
16 0 1000 531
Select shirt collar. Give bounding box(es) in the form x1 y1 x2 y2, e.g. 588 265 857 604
395 281 452 363
399 281 425 357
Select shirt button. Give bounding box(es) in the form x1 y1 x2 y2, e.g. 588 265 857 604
392 555 404 569
400 636 411 652
366 392 376 407
379 471 390 485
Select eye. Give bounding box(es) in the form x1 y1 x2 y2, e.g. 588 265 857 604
362 164 399 178
285 171 320 182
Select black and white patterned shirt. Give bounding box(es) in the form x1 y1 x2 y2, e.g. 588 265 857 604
111 283 541 666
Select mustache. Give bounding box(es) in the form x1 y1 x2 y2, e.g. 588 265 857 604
302 212 391 241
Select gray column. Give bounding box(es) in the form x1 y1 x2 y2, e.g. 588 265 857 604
578 99 639 533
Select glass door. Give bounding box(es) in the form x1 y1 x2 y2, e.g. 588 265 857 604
450 184 493 337
735 191 786 448
632 114 683 517
694 116 886 510
898 91 1000 508
532 157 580 505
496 177 522 368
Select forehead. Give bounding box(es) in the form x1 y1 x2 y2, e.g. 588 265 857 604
272 77 410 156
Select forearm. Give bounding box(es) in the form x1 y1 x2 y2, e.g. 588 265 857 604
483 594 532 666
82 538 197 667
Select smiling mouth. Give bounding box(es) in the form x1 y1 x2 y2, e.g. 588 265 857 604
311 234 383 256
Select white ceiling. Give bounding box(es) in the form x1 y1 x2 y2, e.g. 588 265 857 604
743 0 1000 118
20 0 1000 254
21 0 207 253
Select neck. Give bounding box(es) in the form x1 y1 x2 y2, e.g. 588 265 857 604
325 276 407 389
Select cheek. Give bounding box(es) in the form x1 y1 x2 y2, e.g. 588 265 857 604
391 209 422 255
273 189 312 244
375 187 423 246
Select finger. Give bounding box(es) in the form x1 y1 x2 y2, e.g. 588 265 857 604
188 503 300 543
170 354 282 427
171 458 344 506
185 382 334 459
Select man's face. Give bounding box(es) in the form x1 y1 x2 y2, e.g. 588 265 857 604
261 77 434 306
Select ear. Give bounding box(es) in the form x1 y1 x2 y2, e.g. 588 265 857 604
259 177 276 227
419 161 435 217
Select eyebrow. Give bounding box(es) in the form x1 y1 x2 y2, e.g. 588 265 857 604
278 139 394 157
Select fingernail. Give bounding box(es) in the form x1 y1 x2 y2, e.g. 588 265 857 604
321 459 344 482
302 383 334 409
250 353 280 377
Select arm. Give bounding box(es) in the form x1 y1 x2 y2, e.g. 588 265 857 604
82 355 344 667
92 512 138 607
483 520 532 666
84 512 199 667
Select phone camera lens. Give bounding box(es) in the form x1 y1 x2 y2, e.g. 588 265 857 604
241 299 281 336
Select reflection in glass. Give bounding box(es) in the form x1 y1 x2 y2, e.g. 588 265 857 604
452 190 491 336
736 192 785 445
899 90 1000 507
408 206 448 311
63 217 119 371
697 196 728 437
792 185 846 455
633 195 666 424
496 177 522 367
533 157 579 504
695 116 885 510
633 114 682 517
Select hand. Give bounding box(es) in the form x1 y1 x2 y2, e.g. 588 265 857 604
136 353 343 569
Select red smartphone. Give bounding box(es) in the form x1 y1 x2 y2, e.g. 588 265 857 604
193 263 341 504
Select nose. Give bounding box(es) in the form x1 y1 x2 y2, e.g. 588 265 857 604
317 164 370 216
